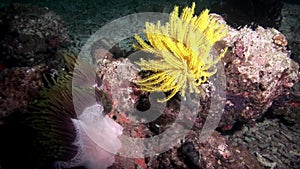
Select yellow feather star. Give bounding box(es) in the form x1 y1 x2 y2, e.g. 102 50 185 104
134 2 228 102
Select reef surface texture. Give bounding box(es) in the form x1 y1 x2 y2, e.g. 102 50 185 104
0 1 299 169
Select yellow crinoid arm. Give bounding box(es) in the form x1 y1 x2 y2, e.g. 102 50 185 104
134 2 228 102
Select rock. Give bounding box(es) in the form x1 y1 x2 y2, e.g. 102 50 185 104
0 64 47 124
220 25 299 128
0 3 71 124
0 3 70 68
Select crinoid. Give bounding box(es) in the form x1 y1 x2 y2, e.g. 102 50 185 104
134 2 228 102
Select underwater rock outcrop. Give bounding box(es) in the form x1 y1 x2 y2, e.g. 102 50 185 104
0 3 70 123
221 25 299 128
91 4 299 168
0 3 69 68
0 2 298 169
0 64 47 124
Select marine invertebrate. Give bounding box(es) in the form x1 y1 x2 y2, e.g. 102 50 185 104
23 53 122 169
134 2 228 102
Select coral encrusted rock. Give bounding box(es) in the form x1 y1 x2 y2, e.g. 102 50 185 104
221 26 299 127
